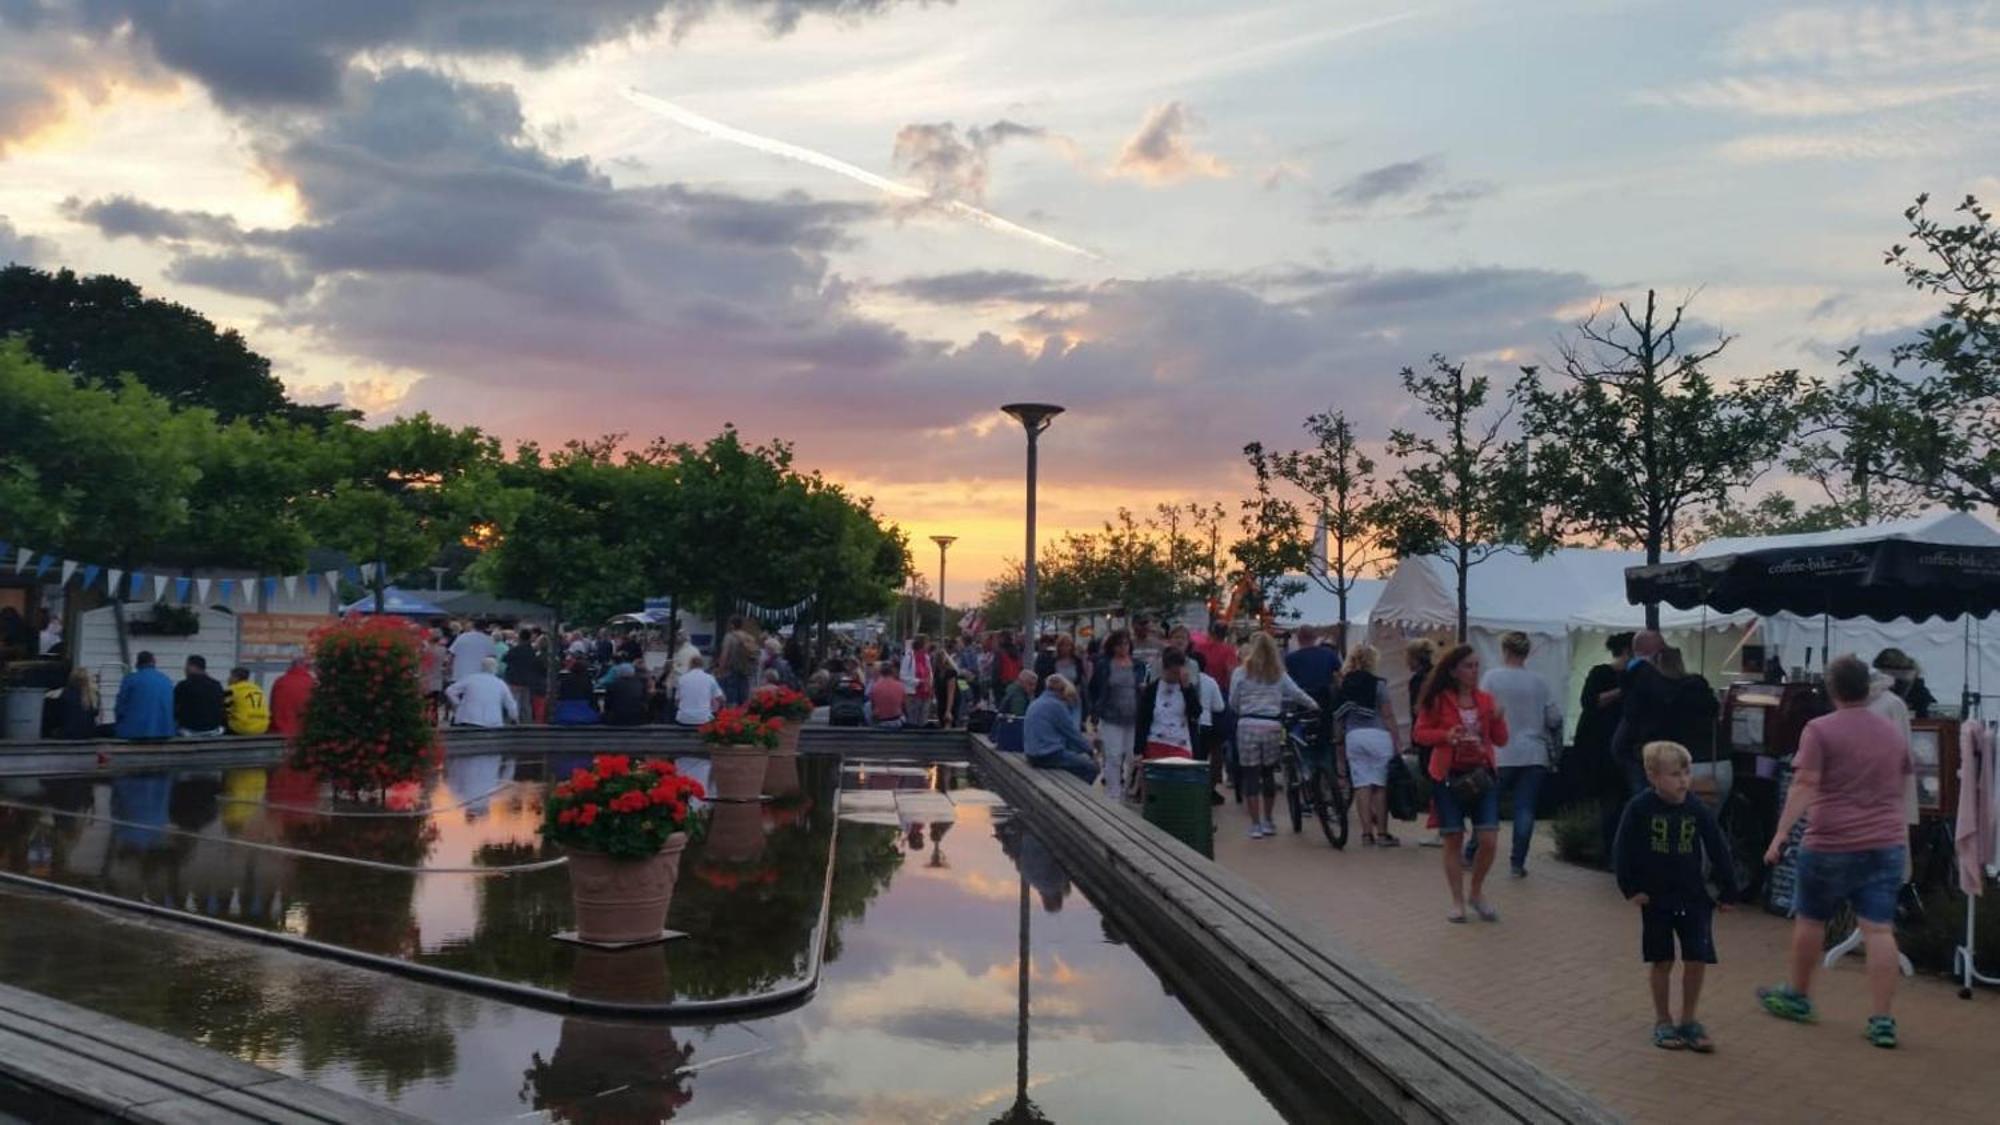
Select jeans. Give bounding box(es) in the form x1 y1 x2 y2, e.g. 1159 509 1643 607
1795 845 1907 924
719 672 749 705
1099 722 1135 801
1029 749 1099 784
1497 764 1546 870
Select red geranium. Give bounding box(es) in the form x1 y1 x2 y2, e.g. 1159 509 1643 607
744 685 812 722
698 706 781 749
541 753 706 858
289 615 439 798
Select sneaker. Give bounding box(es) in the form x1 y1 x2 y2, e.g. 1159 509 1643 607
1652 1022 1684 1050
1469 898 1499 922
1418 835 1444 848
1865 1015 1897 1049
1757 984 1817 1024
1510 865 1527 879
1248 824 1265 841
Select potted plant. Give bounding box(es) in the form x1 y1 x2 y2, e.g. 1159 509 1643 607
542 754 706 945
290 616 438 799
698 706 777 802
745 685 810 796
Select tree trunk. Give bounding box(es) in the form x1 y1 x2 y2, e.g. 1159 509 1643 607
1455 543 1469 644
1643 534 1662 630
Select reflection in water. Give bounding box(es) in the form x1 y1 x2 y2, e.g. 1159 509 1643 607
0 756 1286 1122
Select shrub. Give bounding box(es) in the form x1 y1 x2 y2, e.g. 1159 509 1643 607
1897 884 2000 977
290 615 438 797
1552 800 1607 869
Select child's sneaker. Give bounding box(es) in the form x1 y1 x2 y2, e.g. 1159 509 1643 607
1651 1022 1683 1050
1677 1021 1714 1053
1865 1015 1897 1049
1757 984 1816 1023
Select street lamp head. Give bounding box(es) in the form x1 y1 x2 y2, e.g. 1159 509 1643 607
930 535 959 549
1000 402 1064 437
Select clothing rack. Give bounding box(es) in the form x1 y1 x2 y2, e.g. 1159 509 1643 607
1957 715 1997 999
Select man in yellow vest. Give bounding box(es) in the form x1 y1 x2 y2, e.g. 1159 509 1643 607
225 667 271 736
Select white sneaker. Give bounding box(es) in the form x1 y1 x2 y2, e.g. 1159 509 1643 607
1248 823 1265 840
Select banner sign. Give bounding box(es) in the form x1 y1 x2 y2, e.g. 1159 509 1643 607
238 613 332 662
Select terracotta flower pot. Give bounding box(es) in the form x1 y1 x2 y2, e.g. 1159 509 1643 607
763 748 802 798
566 833 688 944
706 800 767 865
772 721 802 756
708 745 769 802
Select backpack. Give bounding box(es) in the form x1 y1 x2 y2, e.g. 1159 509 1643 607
829 698 866 727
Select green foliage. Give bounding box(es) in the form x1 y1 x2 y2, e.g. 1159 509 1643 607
0 264 317 423
1552 800 1607 869
981 504 1227 626
1266 410 1393 644
1515 290 1802 582
1374 354 1540 641
1693 492 1855 543
290 616 439 797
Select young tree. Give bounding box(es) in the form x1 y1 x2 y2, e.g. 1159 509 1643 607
1823 194 2000 512
1516 290 1801 627
1268 410 1393 650
1375 355 1535 642
1230 447 1308 625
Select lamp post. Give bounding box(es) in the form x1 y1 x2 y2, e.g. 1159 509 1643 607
1000 403 1063 641
929 535 957 638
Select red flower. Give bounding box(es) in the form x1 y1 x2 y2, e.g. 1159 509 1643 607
577 803 600 826
569 768 599 792
557 807 578 826
595 754 632 778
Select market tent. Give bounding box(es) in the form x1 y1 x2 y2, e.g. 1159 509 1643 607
1366 548 1752 736
1275 577 1388 635
429 589 555 624
1627 511 2000 703
338 587 448 617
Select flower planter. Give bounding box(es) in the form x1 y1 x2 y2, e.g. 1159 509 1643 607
764 748 802 798
772 720 802 756
565 832 688 944
708 745 768 802
705 800 767 865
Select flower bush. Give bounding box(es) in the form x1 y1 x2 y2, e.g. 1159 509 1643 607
744 684 811 723
699 705 780 749
290 615 439 797
541 755 706 859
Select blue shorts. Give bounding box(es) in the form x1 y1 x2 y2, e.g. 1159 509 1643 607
1641 904 1716 964
1794 846 1905 925
1432 773 1499 833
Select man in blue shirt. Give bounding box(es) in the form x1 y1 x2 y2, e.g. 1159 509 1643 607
1284 626 1341 768
1024 676 1099 783
113 651 176 740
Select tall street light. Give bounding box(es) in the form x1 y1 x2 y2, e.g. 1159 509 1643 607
1000 403 1063 641
929 535 957 638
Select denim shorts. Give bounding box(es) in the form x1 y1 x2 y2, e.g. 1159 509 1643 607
1794 845 1906 925
1432 772 1499 833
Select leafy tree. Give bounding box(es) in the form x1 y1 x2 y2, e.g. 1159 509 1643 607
478 440 660 633
1231 447 1308 623
0 265 332 423
1516 291 1801 627
1375 354 1536 642
1821 194 2000 513
1152 500 1230 608
1263 410 1393 649
1692 493 1854 543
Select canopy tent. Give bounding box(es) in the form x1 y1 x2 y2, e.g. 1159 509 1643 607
1366 548 1754 737
1275 578 1388 636
1627 511 2000 709
1628 510 2000 623
338 587 449 617
430 589 555 624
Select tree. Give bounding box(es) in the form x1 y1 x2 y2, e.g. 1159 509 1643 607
1692 492 1852 543
1822 194 2000 512
1375 354 1536 642
1265 410 1393 649
0 265 342 424
1517 290 1801 627
1231 445 1309 624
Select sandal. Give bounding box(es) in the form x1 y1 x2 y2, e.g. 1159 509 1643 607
1865 1015 1897 1049
1378 833 1401 847
1757 984 1817 1024
1362 833 1377 847
1678 1021 1714 1053
1446 909 1468 924
1470 898 1500 922
1652 1022 1684 1050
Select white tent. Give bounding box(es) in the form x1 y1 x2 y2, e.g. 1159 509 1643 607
1681 510 2000 711
1276 577 1388 636
1365 548 1753 737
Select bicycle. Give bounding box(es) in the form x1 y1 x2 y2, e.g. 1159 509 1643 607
1278 707 1350 849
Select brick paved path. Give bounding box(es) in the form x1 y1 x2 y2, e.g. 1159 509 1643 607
1205 796 1996 1124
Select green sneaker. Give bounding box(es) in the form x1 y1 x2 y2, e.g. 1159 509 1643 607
1865 1015 1897 1049
1756 984 1817 1023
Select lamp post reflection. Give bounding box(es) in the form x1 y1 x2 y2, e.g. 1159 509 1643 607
992 816 1050 1125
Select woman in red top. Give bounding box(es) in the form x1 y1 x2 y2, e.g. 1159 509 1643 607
1413 644 1510 923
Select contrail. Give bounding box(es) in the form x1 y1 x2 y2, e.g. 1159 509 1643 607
623 88 1101 261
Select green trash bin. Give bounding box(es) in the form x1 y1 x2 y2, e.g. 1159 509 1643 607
1142 757 1213 858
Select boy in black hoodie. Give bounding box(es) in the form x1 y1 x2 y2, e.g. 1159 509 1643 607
1614 740 1737 1053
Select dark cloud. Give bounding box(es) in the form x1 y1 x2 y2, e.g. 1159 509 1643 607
1110 101 1229 184
882 270 1084 305
164 252 312 303
1 1 911 109
1321 156 1494 221
891 119 1064 205
0 216 53 265
60 194 245 244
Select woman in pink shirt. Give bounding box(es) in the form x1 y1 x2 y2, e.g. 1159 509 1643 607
1757 655 1913 1048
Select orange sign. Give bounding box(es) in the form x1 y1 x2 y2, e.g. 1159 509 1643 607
239 613 332 662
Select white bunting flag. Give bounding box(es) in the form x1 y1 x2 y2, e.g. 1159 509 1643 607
13 548 30 574
60 560 77 586
108 568 123 595
154 573 170 601
283 574 299 599
241 579 257 607
196 578 212 603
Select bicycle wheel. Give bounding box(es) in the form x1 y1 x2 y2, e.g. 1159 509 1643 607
1280 750 1303 833
1315 760 1350 850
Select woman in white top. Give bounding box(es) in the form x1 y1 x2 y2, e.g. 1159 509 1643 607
1230 632 1319 839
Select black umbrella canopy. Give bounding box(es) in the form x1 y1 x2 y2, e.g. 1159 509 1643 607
1627 519 2000 624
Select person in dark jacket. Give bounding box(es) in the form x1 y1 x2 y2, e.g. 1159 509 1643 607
1610 631 1674 797
174 655 227 737
602 670 651 726
502 635 540 722
55 667 102 739
1134 647 1203 760
551 655 601 726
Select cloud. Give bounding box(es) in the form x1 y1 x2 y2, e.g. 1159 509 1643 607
0 217 54 266
164 252 312 302
1635 75 1991 118
60 194 246 244
1110 101 1230 184
880 270 1086 305
891 119 1070 205
1319 156 1494 221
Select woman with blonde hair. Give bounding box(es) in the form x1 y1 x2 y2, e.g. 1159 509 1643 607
1335 644 1402 846
1230 632 1319 839
55 666 101 740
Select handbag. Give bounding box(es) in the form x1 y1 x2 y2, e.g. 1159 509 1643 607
1447 766 1493 806
1386 752 1418 820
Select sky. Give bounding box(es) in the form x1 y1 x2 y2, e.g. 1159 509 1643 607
2 0 1996 594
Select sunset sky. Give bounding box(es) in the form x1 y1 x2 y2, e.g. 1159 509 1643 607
2 1 1996 592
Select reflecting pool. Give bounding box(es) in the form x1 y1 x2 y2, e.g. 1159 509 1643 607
0 755 1284 1122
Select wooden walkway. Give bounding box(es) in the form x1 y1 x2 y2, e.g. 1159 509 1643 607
0 982 415 1123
